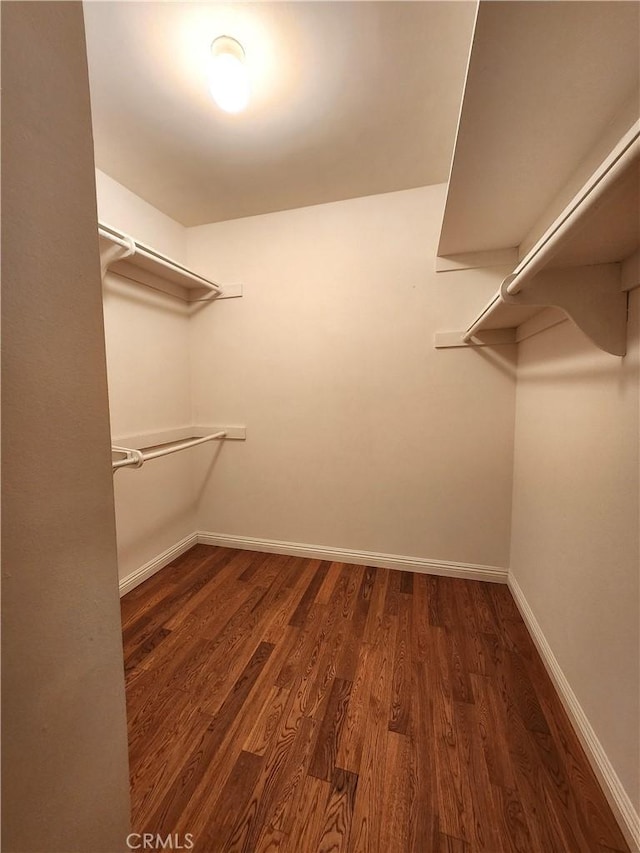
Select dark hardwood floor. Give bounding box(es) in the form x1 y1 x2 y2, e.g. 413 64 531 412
121 545 628 852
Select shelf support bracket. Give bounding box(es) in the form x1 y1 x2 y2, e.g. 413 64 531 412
500 263 627 356
99 234 135 282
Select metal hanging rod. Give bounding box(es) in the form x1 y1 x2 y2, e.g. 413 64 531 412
112 431 226 472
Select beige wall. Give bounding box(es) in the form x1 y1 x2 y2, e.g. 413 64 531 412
510 290 640 813
96 176 196 580
187 186 517 568
96 168 186 262
103 279 196 580
2 4 131 851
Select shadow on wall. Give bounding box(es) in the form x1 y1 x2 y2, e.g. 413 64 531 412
103 276 191 317
113 483 197 568
113 442 224 567
516 332 638 390
472 344 518 380
516 362 638 388
193 440 225 504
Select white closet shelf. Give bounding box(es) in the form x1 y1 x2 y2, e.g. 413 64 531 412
435 124 640 356
111 425 247 451
98 221 224 302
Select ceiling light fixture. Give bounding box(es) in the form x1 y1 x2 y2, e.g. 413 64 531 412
209 35 250 114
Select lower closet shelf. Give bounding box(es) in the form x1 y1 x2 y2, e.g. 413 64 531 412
111 425 246 471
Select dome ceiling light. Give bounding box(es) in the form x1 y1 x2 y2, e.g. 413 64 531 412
208 35 250 114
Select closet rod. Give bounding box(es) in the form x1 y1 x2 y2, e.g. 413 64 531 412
505 129 640 298
112 431 226 471
98 224 222 295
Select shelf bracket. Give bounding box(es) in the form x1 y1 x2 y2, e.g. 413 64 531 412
500 263 627 356
99 235 135 281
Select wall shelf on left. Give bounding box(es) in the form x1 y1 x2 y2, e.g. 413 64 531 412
111 425 247 472
98 221 242 302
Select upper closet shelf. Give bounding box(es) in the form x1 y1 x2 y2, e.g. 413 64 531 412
98 222 237 302
435 126 639 356
434 0 640 356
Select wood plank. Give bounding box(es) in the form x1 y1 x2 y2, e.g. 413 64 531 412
411 573 431 663
317 767 359 853
389 593 412 734
467 579 499 634
438 832 472 852
379 732 413 852
275 602 327 689
339 563 366 621
258 714 320 843
439 580 475 705
238 549 273 582
262 562 316 645
409 657 438 851
384 568 401 617
130 698 211 825
362 567 390 646
197 749 265 851
281 773 331 852
226 713 316 853
426 574 443 627
454 698 506 851
432 627 478 845
469 673 516 791
348 612 397 852
335 567 375 682
308 677 352 781
493 785 533 853
399 570 414 595
334 641 375 775
288 560 330 627
243 685 291 757
315 560 345 605
124 626 172 674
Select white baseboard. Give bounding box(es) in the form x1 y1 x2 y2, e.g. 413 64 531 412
118 532 198 596
508 574 640 852
196 531 508 583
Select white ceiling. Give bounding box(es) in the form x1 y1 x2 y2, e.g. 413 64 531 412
84 1 477 227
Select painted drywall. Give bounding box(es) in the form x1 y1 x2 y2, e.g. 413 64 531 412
102 277 196 580
187 185 517 568
96 168 186 262
1 4 131 851
510 290 640 815
96 174 197 580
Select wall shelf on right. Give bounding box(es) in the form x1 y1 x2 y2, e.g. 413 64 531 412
435 126 640 356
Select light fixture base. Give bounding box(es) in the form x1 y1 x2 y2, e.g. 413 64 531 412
211 35 245 62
